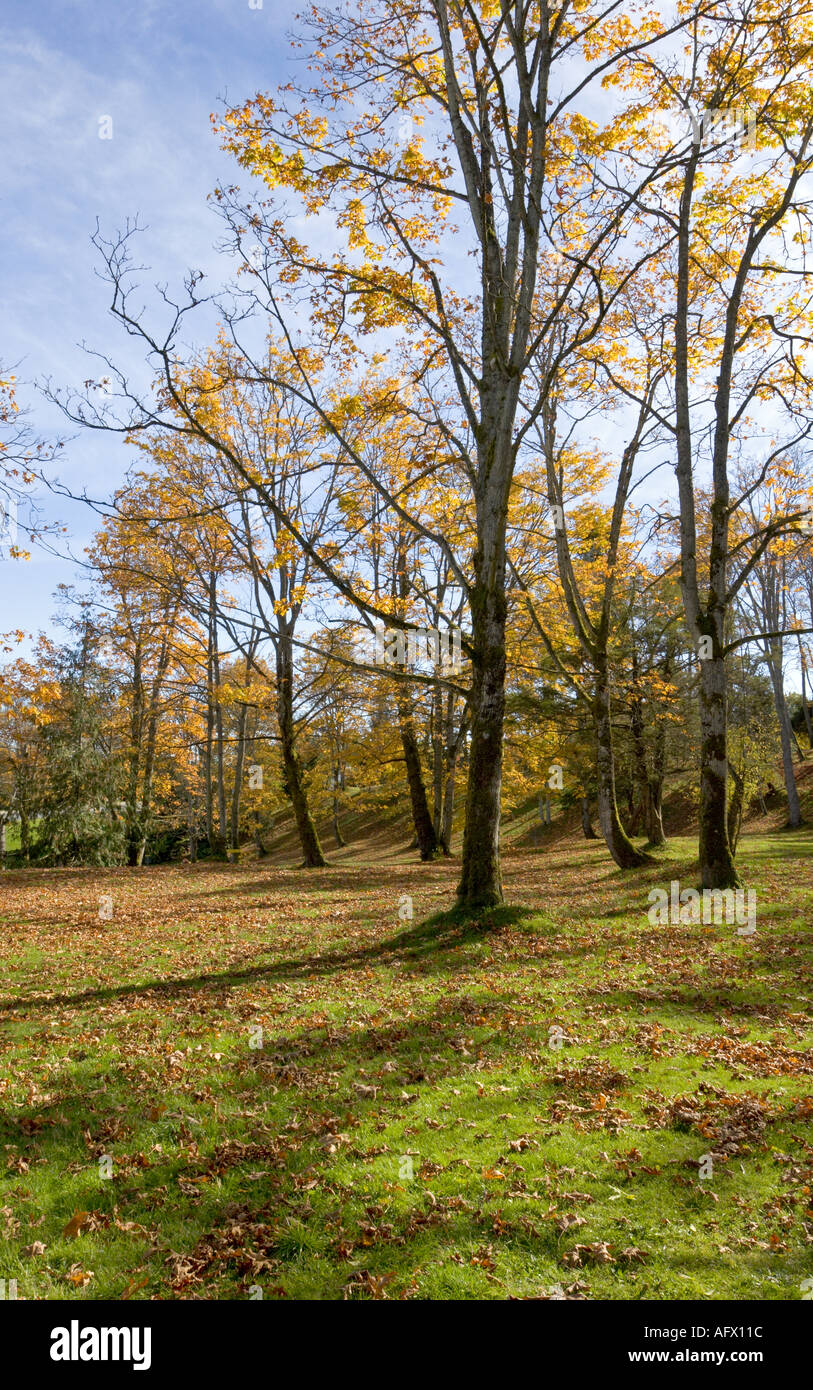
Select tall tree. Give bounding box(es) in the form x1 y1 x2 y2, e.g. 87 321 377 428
625 6 813 885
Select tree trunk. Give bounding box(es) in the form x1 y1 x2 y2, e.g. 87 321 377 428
399 700 440 861
333 790 346 848
699 653 739 887
432 680 444 840
230 641 260 858
581 796 598 840
647 780 666 847
728 761 745 853
439 692 464 855
629 650 661 843
331 764 346 847
215 709 228 851
187 788 198 862
131 699 163 868
646 672 669 847
280 736 325 866
594 658 651 868
767 646 802 828
253 810 269 858
797 636 813 748
277 638 326 868
128 834 146 869
457 577 505 906
441 758 456 850
214 702 228 850
230 703 249 858
204 574 227 859
126 645 144 867
629 687 650 838
212 627 228 856
204 688 215 851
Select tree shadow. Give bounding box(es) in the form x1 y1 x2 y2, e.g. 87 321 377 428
0 904 534 1018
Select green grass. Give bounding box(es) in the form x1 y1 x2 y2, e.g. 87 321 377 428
2 823 22 853
0 832 811 1300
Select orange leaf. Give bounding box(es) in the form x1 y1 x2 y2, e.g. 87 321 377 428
62 1210 91 1239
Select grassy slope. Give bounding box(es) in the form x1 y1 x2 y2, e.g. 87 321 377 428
0 829 811 1301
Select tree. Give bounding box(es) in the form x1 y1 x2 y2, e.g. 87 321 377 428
57 1 696 906
88 485 189 864
737 524 805 829
624 6 813 884
36 610 124 866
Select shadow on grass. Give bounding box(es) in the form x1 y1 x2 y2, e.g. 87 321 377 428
176 860 462 900
4 986 805 1303
0 904 535 1018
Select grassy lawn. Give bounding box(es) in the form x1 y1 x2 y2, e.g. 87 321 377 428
0 832 811 1301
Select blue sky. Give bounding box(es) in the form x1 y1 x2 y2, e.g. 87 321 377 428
3 4 806 694
1 0 292 643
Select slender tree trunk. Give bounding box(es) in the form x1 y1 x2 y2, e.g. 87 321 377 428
331 761 346 847
399 699 439 861
646 655 669 847
253 809 269 858
203 573 228 858
647 779 666 847
204 688 215 851
204 580 216 850
629 669 652 840
215 709 228 850
767 645 802 828
457 574 506 905
581 796 598 840
277 637 326 868
214 710 228 849
698 651 739 886
442 757 456 850
644 722 668 848
132 693 164 868
332 795 345 847
280 732 324 866
673 144 741 891
230 702 249 856
432 680 444 840
797 637 813 748
728 761 746 853
187 787 198 862
0 815 6 869
126 645 144 867
439 692 464 854
594 657 650 868
212 629 228 855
